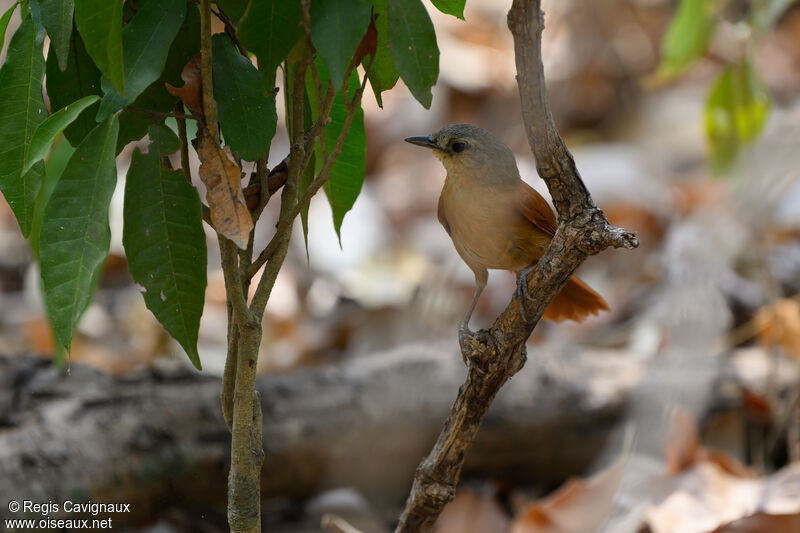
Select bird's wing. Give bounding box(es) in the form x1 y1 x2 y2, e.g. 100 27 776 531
517 180 557 236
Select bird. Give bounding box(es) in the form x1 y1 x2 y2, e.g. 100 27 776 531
405 123 608 331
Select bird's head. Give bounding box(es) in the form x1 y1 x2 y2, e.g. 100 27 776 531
405 124 518 182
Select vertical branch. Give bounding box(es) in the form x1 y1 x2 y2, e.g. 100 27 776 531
199 0 218 140
393 2 638 532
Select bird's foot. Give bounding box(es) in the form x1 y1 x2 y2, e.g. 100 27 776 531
458 322 474 366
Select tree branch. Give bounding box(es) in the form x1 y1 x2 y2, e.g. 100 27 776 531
393 2 639 532
247 56 372 279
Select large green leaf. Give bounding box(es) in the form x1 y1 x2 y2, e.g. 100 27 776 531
388 0 439 109
23 95 99 175
310 0 372 91
96 0 186 120
74 0 124 94
39 116 119 352
705 57 770 174
658 0 713 79
368 0 399 107
0 16 47 238
123 124 206 370
46 29 102 146
429 0 465 19
307 61 366 240
212 33 277 161
238 0 303 91
116 6 200 152
30 138 75 259
0 2 19 55
33 0 73 71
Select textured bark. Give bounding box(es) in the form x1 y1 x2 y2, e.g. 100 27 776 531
0 347 633 525
394 1 639 531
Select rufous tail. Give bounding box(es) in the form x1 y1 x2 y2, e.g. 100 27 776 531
543 275 609 322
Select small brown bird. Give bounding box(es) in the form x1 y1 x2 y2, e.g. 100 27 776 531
406 124 608 330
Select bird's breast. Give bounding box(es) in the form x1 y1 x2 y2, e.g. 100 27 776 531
439 179 545 271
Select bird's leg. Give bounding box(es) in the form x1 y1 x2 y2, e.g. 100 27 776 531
458 285 483 363
515 264 536 321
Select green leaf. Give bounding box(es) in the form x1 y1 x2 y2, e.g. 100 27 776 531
39 116 119 352
310 0 372 90
0 16 48 238
658 0 713 79
307 61 366 240
96 0 186 121
123 124 207 370
116 6 200 152
368 0 399 107
238 0 303 91
705 57 770 174
388 0 439 109
212 33 277 161
74 0 124 94
216 0 248 24
0 2 20 56
32 0 73 71
23 95 99 175
30 138 75 258
46 29 102 146
429 0 465 19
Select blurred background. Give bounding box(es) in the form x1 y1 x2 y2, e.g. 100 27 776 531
2 0 800 532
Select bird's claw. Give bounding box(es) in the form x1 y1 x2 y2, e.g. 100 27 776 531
515 267 533 321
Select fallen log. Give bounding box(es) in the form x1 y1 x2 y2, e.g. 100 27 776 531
0 343 634 526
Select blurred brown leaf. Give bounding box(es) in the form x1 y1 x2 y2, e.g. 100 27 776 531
165 54 203 116
754 298 800 358
510 456 625 533
710 511 800 533
666 408 756 478
435 489 510 533
195 129 253 249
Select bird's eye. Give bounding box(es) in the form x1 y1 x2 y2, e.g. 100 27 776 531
451 141 467 153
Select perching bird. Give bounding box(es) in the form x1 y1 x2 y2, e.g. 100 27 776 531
405 124 608 330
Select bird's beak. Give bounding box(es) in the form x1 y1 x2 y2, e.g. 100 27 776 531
404 136 441 150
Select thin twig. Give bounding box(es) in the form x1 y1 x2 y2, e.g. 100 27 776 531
322 515 366 533
393 2 638 531
211 6 248 57
199 0 218 139
126 107 197 121
247 55 372 279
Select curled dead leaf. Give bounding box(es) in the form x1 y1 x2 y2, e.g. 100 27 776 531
194 129 253 249
166 54 203 116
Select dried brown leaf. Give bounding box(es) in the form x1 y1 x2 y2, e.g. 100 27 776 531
195 129 253 249
510 456 625 533
754 298 800 358
165 54 203 116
